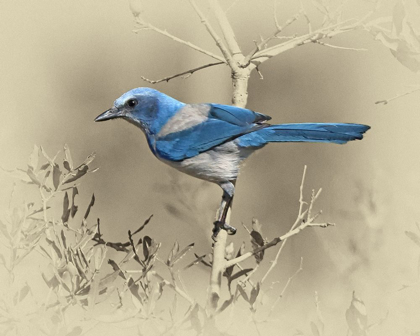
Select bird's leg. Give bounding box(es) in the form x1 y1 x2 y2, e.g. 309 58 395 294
213 181 237 239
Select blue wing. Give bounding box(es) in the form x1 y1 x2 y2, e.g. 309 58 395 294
154 104 271 161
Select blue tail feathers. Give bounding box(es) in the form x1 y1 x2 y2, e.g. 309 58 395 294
237 123 370 148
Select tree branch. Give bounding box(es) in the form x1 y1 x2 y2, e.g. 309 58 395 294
189 0 240 71
225 221 334 269
251 19 361 65
207 230 228 314
141 61 225 84
208 0 242 57
225 166 334 269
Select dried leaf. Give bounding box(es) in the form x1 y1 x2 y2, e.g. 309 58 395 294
60 230 67 250
251 231 265 264
26 168 41 186
52 164 61 190
184 254 206 270
60 271 73 293
406 230 420 248
236 241 245 257
225 242 234 260
0 220 10 240
249 282 260 305
131 215 153 236
194 253 212 267
167 241 179 266
218 296 234 313
82 153 96 167
230 268 253 283
64 144 73 170
252 218 263 233
46 238 63 259
93 246 106 271
143 236 152 261
251 231 264 247
40 163 50 170
190 304 202 334
64 164 89 184
392 1 405 35
83 194 95 220
1 168 32 183
311 322 321 336
128 277 143 308
237 284 249 303
63 160 71 172
61 192 70 224
71 187 78 218
171 242 194 266
28 145 39 171
18 284 30 302
40 146 55 164
66 326 82 336
346 291 368 336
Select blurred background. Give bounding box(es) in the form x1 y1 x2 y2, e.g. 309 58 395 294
1 0 420 334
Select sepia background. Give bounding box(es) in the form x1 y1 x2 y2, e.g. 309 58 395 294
1 0 420 335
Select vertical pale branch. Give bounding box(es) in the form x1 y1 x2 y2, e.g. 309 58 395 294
190 0 252 107
207 230 227 313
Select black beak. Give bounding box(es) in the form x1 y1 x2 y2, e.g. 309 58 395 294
94 107 123 122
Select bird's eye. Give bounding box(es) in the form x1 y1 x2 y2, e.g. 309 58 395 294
126 99 138 108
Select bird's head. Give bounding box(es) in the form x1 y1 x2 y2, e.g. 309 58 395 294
95 87 184 135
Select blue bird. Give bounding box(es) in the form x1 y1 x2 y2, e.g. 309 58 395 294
95 88 370 237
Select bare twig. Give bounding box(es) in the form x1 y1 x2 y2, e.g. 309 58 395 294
141 61 225 84
301 2 312 34
316 41 367 51
134 17 225 62
268 257 303 317
251 19 362 65
241 11 301 67
260 166 306 284
225 167 334 269
151 271 195 306
375 86 420 105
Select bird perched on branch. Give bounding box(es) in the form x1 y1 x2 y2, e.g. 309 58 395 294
95 88 370 238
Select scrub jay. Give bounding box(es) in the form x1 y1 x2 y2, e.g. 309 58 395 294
95 88 370 237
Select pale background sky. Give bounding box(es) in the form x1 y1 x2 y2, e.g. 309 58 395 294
1 0 420 334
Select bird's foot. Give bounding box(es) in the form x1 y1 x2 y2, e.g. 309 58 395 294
212 221 237 239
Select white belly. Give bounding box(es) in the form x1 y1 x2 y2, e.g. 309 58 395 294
161 141 254 184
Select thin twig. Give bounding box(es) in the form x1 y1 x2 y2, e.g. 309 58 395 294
316 41 367 51
134 17 225 62
151 271 194 306
241 11 300 67
260 166 306 284
141 61 225 84
301 1 312 34
268 257 303 317
252 19 362 64
225 167 334 269
375 86 420 105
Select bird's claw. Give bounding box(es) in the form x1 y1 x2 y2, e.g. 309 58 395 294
212 220 237 239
